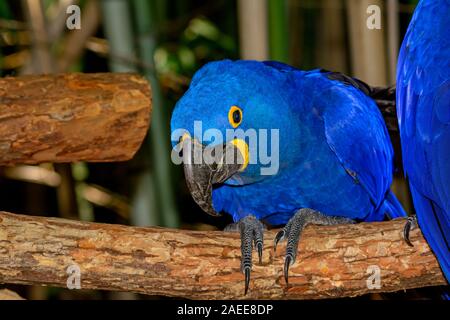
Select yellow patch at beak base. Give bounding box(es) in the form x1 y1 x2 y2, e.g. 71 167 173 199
230 138 249 171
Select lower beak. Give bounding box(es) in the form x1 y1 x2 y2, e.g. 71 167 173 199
181 135 247 216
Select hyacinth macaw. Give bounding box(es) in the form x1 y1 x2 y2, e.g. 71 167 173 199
397 0 450 284
171 60 406 294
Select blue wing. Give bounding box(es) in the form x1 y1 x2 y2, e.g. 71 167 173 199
262 62 405 221
318 76 404 220
397 1 450 281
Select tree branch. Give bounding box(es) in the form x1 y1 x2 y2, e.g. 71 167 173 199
0 211 445 299
0 73 151 165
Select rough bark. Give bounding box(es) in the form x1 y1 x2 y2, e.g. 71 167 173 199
0 73 151 165
0 211 446 299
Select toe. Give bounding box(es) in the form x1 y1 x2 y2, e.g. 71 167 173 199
237 215 266 294
284 255 292 285
244 266 251 295
257 242 263 264
273 229 285 253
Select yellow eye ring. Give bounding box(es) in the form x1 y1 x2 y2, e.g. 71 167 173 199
228 106 242 128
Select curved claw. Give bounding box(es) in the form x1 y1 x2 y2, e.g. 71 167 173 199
257 242 263 264
273 230 285 253
284 255 292 285
403 219 414 247
244 267 251 295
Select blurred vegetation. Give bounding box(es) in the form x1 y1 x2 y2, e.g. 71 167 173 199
0 0 426 300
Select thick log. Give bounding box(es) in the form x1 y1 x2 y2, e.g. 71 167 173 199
0 73 151 165
0 212 446 299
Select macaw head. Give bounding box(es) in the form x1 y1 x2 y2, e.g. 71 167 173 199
170 60 300 216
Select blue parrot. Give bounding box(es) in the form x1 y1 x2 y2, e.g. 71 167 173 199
397 0 450 284
171 60 406 294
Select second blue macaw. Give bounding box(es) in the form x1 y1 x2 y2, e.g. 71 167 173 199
397 0 450 284
171 60 406 293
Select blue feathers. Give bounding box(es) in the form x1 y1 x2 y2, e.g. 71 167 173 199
397 0 450 282
171 60 405 226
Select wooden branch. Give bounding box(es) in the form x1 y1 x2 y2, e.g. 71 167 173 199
0 73 151 165
0 212 446 299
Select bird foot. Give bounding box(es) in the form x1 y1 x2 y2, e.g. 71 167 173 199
402 215 418 247
273 208 355 285
224 215 265 295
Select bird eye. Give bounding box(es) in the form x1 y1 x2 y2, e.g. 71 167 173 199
228 106 242 128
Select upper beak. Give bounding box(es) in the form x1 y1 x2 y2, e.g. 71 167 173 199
180 134 247 216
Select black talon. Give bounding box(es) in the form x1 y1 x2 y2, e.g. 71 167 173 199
273 208 355 287
257 242 263 264
403 216 417 247
403 221 413 247
284 255 292 285
274 230 284 253
244 267 250 295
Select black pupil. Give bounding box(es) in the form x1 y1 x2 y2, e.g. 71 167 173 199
232 110 241 123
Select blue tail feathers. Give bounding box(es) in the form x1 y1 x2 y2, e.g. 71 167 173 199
363 190 406 222
409 184 450 284
383 191 408 219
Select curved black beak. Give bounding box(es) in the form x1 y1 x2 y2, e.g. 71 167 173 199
181 135 245 216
